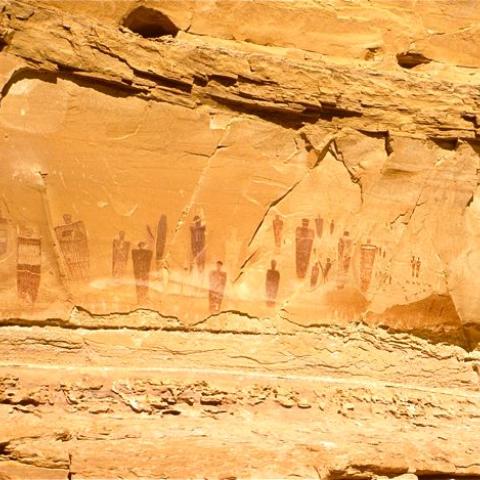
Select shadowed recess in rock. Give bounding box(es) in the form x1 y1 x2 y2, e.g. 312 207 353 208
121 6 180 38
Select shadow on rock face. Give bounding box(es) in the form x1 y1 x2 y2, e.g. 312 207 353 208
366 294 469 348
121 6 180 38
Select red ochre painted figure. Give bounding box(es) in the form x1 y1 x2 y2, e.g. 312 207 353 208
338 231 353 274
330 219 335 235
315 216 324 239
190 216 206 273
337 231 353 288
295 219 314 279
320 258 334 283
209 261 227 313
272 214 284 249
17 228 41 304
112 231 130 278
360 239 377 292
410 256 421 278
155 214 167 266
266 259 280 306
0 208 9 256
131 241 153 303
54 214 89 281
415 257 421 278
310 261 320 288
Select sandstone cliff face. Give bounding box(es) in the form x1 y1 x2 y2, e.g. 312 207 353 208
1 1 480 479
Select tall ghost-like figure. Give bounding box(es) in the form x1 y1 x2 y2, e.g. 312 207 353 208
295 219 314 279
112 231 131 278
272 215 284 249
337 231 353 288
359 239 377 292
17 227 41 304
190 216 206 273
131 242 153 303
315 216 324 239
155 214 167 267
0 207 9 256
54 214 89 281
310 261 320 288
320 258 333 283
265 260 280 307
208 261 227 313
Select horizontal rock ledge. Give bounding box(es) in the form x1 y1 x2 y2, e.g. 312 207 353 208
0 0 479 139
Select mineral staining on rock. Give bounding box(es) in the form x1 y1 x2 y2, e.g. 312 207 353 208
1 1 480 479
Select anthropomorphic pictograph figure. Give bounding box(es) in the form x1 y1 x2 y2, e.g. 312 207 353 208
338 231 353 274
310 261 320 288
131 242 153 303
17 227 41 304
415 257 421 278
320 258 334 283
410 256 416 278
272 214 284 249
295 219 314 279
336 231 353 288
208 261 227 313
360 239 377 292
155 214 167 267
266 260 280 307
112 231 130 278
190 216 206 273
330 219 335 235
315 216 324 239
54 214 89 281
0 208 9 256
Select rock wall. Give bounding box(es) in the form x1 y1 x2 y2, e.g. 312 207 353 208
0 1 480 479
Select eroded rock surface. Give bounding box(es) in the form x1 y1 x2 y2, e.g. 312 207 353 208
0 1 480 478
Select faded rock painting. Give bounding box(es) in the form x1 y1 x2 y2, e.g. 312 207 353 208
112 231 130 279
208 261 227 313
190 215 206 273
1 76 480 345
266 260 280 307
295 219 314 279
131 242 153 303
16 226 41 304
54 214 89 282
0 208 9 257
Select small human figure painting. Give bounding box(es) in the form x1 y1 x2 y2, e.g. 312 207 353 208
330 219 335 235
338 231 353 274
112 231 130 279
295 219 314 279
337 231 353 288
410 256 417 278
320 257 334 283
208 261 227 313
155 214 167 265
310 261 320 288
415 257 421 278
265 259 280 307
0 209 9 256
272 214 284 249
360 239 377 292
131 242 153 303
190 215 206 273
54 214 89 281
315 216 324 239
17 227 41 304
